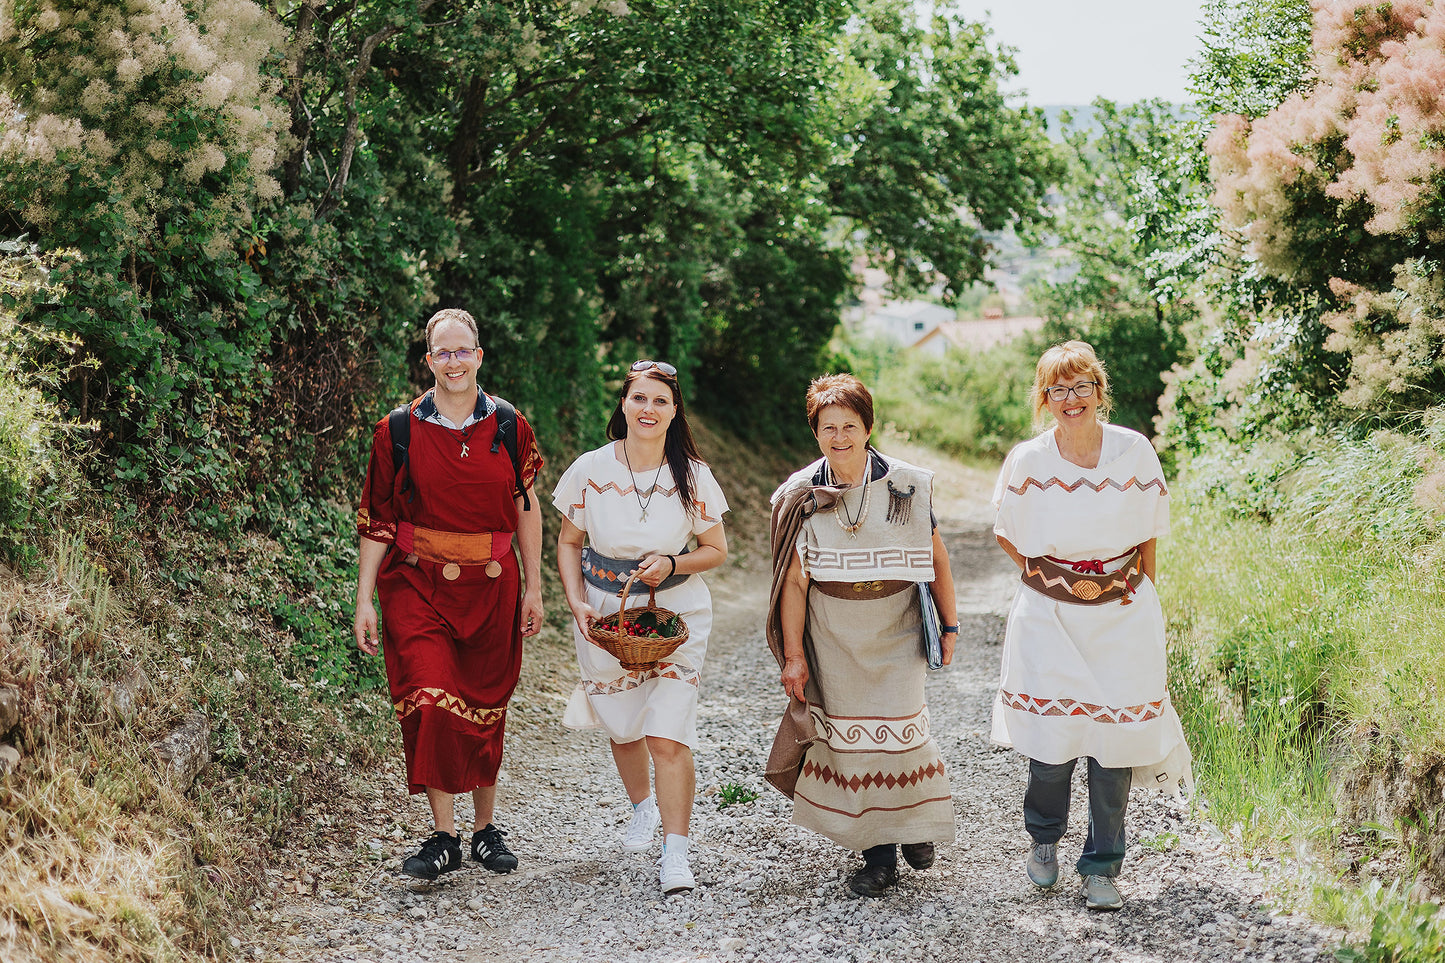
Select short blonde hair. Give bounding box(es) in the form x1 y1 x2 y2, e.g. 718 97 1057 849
1031 340 1112 426
425 308 480 352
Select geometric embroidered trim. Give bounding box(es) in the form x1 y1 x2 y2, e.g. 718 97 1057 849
394 686 507 727
1021 561 1138 602
564 479 720 523
582 660 701 697
799 759 947 793
1007 475 1168 497
1000 689 1163 724
804 546 933 572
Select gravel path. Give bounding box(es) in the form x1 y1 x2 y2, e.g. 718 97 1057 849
251 499 1346 963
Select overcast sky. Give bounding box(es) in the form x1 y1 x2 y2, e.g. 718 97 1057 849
941 0 1207 105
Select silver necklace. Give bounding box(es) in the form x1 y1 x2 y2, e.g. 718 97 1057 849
622 440 666 523
829 454 871 538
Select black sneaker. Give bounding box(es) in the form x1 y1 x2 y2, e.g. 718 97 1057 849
401 831 462 881
471 824 518 874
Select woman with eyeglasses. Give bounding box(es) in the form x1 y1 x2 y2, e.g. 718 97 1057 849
764 374 958 898
991 340 1191 911
551 359 729 896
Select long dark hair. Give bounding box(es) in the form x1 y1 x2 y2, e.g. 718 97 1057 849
606 365 705 518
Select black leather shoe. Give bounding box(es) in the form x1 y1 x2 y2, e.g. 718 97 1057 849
848 864 899 897
901 842 935 870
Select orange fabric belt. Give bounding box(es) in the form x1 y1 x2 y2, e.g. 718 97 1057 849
395 522 512 566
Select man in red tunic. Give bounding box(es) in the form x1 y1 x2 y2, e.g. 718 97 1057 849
353 307 545 880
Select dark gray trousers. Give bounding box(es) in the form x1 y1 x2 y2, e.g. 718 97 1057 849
1023 756 1130 878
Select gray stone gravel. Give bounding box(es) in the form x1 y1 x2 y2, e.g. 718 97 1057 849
251 515 1345 963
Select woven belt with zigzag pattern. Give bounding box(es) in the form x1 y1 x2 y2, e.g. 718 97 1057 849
1021 548 1142 606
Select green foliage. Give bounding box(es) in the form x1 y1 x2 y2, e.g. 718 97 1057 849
832 334 1034 458
1333 891 1445 963
1189 0 1315 121
829 0 1061 298
717 781 760 810
0 0 1065 698
1029 99 1195 435
0 237 81 565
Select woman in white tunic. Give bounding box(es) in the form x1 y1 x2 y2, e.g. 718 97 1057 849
992 341 1191 911
553 360 729 896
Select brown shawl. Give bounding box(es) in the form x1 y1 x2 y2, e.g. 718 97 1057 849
763 481 841 797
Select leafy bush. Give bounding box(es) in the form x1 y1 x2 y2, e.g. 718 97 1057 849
832 334 1036 459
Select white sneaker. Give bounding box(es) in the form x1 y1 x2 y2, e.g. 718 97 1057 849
658 847 695 895
621 797 661 853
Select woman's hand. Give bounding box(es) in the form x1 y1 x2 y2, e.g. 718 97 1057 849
569 599 602 636
941 628 958 667
781 656 809 702
632 553 674 588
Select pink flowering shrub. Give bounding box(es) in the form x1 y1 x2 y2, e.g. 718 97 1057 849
1206 0 1445 411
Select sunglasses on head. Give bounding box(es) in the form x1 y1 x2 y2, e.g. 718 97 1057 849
630 359 678 376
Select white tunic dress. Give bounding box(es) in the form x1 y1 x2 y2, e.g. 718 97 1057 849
551 444 729 748
990 424 1192 792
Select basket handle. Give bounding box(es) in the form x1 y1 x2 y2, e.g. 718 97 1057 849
616 568 658 616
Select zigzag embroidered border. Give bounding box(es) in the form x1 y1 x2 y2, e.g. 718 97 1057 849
583 661 701 696
1007 476 1168 496
564 480 720 523
394 687 507 727
1000 689 1163 723
799 759 947 793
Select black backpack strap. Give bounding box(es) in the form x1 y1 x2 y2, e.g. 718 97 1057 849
489 396 531 512
388 403 414 503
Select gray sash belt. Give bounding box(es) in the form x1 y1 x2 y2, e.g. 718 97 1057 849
581 546 691 595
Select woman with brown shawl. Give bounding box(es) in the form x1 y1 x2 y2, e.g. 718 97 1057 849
764 374 959 897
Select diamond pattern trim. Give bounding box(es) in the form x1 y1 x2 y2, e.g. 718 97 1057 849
798 759 947 793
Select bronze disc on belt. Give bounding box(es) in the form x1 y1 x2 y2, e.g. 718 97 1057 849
485 560 503 578
1071 580 1101 601
441 563 461 581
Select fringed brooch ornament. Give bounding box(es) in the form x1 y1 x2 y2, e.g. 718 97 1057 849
885 481 915 525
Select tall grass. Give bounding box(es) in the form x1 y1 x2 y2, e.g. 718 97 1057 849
1165 419 1445 961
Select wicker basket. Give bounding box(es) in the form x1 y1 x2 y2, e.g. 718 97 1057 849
586 571 690 670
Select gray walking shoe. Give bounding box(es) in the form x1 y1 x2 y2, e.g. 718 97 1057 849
1026 842 1058 888
1081 874 1123 910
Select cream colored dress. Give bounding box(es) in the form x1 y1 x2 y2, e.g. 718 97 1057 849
991 424 1192 792
551 444 729 748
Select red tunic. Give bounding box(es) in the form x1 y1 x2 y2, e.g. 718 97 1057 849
356 393 544 795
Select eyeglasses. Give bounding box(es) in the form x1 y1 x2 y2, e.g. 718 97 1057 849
1045 381 1098 402
430 347 477 363
630 359 677 376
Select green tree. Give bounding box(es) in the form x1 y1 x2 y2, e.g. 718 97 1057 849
1029 100 1194 435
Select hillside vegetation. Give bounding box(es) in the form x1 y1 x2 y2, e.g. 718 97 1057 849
6 0 1445 960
